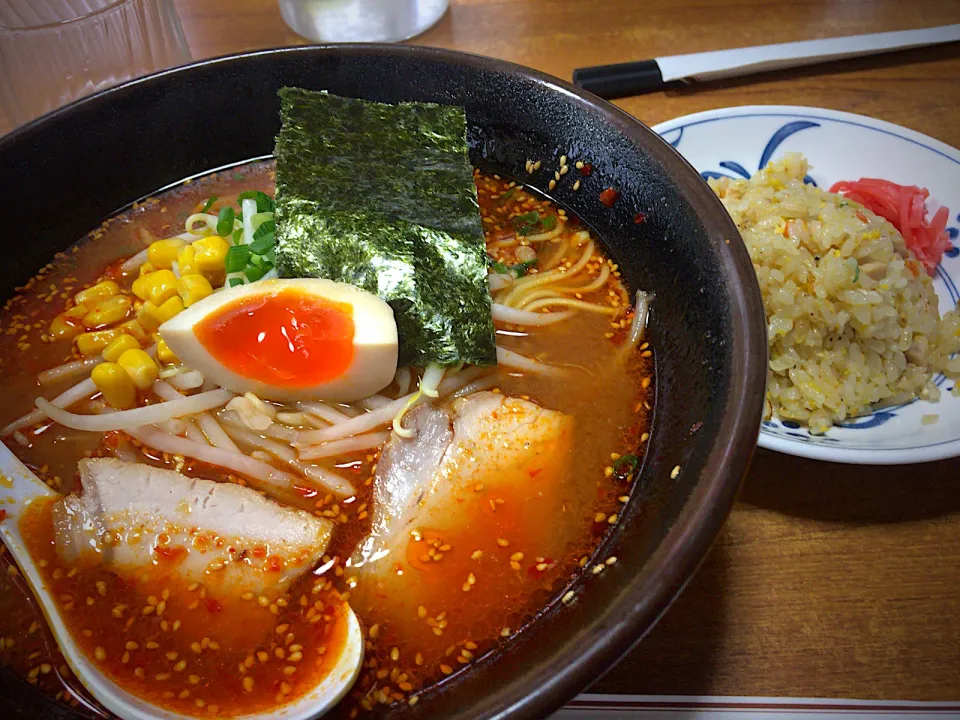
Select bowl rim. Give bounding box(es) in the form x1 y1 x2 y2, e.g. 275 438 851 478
0 44 767 719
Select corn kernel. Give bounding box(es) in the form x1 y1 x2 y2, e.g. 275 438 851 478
147 238 187 270
117 349 159 391
82 295 132 329
76 328 124 357
193 236 230 273
177 245 198 276
132 270 178 305
102 334 141 362
48 313 81 340
91 363 137 409
74 281 119 308
157 296 184 322
156 339 180 365
138 262 156 277
177 274 213 307
136 302 164 331
120 320 149 344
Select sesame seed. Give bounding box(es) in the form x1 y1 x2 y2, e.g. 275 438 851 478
275 624 290 635
562 590 577 605
415 652 424 666
243 676 254 692
275 647 286 659
257 595 270 607
592 564 605 575
496 538 509 547
439 664 453 675
146 641 160 650
606 556 618 565
573 179 581 191
560 165 569 175
283 665 297 676
670 465 681 480
390 647 400 661
94 647 106 661
125 641 139 651
554 171 560 181
368 623 380 639
510 552 524 562
548 179 557 191
470 550 483 560
155 673 170 681
409 696 419 706
174 660 187 672
257 651 268 663
165 651 178 661
189 675 201 684
179 690 190 699
500 627 511 637
575 160 584 169
608 514 618 524
134 668 145 679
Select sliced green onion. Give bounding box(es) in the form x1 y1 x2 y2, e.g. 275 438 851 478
200 196 218 213
511 211 540 235
244 265 266 282
228 277 244 287
216 207 235 238
490 260 509 274
237 190 276 214
512 259 537 277
225 245 250 273
248 233 275 256
231 227 243 245
613 453 639 477
539 214 558 231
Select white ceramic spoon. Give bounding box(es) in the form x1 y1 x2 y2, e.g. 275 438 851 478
0 443 363 720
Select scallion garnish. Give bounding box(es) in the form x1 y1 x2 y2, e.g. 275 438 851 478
228 277 244 287
200 196 218 213
244 265 267 282
225 245 250 273
216 207 235 238
613 454 639 478
248 233 275 256
511 211 541 235
237 190 276 214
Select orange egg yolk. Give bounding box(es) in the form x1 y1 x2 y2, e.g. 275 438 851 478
195 289 355 387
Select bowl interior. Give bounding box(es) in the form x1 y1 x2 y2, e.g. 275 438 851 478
0 46 765 720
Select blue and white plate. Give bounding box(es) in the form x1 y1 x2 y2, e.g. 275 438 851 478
652 106 960 464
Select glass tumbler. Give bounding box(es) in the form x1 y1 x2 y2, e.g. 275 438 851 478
279 0 449 44
0 0 191 129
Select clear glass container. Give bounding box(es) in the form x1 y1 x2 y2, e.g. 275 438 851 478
0 0 191 129
278 0 449 44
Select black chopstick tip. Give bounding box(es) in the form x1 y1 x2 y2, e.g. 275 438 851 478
573 59 666 99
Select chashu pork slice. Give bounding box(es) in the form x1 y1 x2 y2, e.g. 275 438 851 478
53 458 332 599
350 391 573 572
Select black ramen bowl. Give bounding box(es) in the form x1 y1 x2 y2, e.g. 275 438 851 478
0 45 765 720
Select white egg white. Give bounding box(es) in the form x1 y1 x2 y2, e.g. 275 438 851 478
159 278 398 402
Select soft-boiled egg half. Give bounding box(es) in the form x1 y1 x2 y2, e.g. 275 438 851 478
159 279 398 402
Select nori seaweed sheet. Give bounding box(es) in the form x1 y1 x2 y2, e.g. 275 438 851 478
274 88 496 368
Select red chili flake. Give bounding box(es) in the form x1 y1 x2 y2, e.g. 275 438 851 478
599 188 620 208
252 546 267 559
293 484 318 499
527 468 543 478
580 163 593 176
204 597 222 614
855 210 869 223
0 509 6 522
633 212 646 224
266 555 283 573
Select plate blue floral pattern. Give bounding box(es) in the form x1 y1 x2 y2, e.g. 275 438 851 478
653 107 960 464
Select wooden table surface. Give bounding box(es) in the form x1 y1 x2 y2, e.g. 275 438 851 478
14 0 960 705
